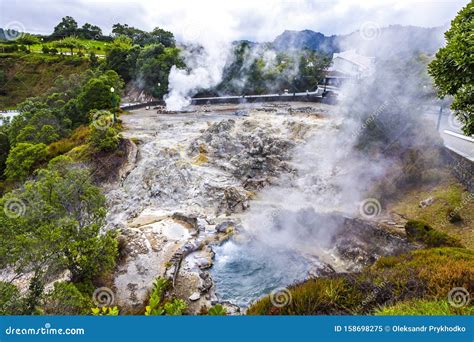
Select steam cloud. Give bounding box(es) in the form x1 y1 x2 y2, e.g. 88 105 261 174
165 40 231 110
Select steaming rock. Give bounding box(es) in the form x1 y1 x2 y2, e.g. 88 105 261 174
105 103 325 309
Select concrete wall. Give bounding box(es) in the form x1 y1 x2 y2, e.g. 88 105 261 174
443 147 474 192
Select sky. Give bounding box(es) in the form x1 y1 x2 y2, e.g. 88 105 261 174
0 0 470 42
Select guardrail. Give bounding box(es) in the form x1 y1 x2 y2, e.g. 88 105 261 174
120 92 335 110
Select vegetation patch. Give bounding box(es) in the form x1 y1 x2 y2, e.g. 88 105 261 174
405 219 463 247
389 180 474 249
248 248 474 315
0 54 89 109
375 299 474 316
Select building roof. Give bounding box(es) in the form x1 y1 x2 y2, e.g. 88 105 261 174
332 49 374 70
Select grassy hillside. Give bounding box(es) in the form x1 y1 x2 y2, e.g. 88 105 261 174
0 38 109 55
0 53 89 109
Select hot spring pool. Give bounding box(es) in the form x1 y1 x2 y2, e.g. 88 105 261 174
210 239 313 307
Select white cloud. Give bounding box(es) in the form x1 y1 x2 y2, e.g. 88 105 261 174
0 0 469 41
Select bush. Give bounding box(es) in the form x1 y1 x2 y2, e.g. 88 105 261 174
0 281 22 315
91 306 119 316
446 208 463 223
145 277 169 316
90 125 120 152
4 142 48 181
405 220 462 247
144 277 187 316
208 304 227 316
44 282 92 315
163 299 187 315
47 125 90 157
0 44 19 53
375 299 473 316
0 156 119 288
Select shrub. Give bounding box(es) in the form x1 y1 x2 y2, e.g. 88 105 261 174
90 125 120 152
446 208 463 223
4 142 48 181
208 304 227 316
405 220 463 247
144 277 187 316
44 282 92 315
91 306 119 316
248 277 365 315
145 277 169 316
163 299 187 315
0 281 22 315
47 125 90 157
375 299 473 316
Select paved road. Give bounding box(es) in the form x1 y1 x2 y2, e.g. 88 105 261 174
423 105 474 161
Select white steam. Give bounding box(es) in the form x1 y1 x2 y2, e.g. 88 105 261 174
164 19 235 110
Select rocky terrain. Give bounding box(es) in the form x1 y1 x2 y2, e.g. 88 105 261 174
106 102 414 314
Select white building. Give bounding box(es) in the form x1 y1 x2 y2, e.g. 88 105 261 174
326 49 375 84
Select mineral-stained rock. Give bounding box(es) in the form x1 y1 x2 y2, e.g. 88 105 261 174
218 187 249 215
172 212 198 229
198 271 213 293
215 221 235 233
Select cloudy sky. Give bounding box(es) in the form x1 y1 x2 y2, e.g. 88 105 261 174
0 0 469 42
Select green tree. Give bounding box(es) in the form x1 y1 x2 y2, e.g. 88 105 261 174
105 37 136 82
111 23 175 47
0 130 10 178
54 36 84 56
89 110 120 151
428 2 474 135
44 282 92 315
79 23 103 40
15 109 62 144
0 156 118 289
4 142 47 181
51 16 78 39
135 44 184 97
17 33 40 51
0 281 22 315
77 72 122 114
